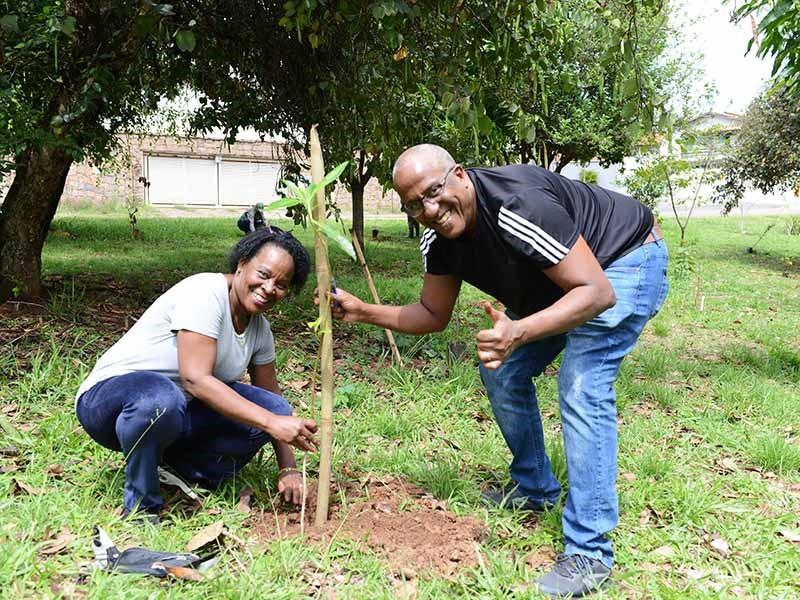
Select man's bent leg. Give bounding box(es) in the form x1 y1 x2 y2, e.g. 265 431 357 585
557 241 669 568
480 334 565 506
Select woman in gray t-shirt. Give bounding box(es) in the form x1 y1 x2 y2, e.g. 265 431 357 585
76 228 317 521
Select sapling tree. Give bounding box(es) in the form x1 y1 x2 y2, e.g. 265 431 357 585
267 127 353 525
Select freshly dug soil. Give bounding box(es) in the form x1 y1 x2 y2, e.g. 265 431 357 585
250 474 488 578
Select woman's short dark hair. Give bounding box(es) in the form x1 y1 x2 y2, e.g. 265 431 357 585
229 227 311 293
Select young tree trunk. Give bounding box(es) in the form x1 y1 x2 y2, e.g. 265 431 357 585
310 126 335 526
349 149 374 255
350 177 366 254
554 153 572 173
0 147 73 301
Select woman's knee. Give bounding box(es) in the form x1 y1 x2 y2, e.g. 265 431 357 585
117 372 186 439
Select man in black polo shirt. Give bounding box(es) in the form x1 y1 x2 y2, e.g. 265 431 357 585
327 144 669 598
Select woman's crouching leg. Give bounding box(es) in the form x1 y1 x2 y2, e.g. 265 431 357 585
164 384 292 488
76 371 187 513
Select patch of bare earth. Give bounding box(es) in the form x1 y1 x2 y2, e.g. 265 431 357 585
250 474 487 579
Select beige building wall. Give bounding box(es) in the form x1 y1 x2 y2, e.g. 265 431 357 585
28 134 402 215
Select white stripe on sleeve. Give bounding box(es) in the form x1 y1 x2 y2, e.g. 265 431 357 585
420 229 436 257
498 207 568 264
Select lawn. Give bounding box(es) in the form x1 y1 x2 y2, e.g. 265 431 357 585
1 210 799 599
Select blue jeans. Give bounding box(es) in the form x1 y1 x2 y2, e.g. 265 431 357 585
76 371 292 513
480 239 669 567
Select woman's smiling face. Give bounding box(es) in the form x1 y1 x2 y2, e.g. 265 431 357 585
233 244 295 315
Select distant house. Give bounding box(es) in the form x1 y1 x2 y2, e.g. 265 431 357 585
680 112 743 165
59 131 286 208
560 111 744 191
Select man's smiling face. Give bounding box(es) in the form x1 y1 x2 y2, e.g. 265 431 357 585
394 162 477 239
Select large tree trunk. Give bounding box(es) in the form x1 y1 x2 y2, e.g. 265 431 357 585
0 147 73 301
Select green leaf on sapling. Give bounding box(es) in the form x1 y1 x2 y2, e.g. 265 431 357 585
266 196 305 211
0 14 19 33
175 30 196 52
318 221 356 260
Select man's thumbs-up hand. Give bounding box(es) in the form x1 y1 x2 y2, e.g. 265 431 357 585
476 301 524 370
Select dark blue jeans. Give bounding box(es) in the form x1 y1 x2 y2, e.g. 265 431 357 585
76 371 291 513
480 239 669 567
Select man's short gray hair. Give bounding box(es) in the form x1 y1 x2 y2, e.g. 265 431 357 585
392 144 456 185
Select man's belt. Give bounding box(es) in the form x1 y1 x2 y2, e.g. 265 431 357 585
643 223 663 245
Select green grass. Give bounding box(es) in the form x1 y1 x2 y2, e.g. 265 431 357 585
1 212 799 598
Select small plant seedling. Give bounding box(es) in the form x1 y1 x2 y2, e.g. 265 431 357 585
266 127 355 525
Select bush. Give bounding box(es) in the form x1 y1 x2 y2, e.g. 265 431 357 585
579 169 598 184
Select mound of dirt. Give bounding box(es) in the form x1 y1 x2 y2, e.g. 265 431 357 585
250 474 487 578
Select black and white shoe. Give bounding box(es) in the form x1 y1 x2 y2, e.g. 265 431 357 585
536 553 611 598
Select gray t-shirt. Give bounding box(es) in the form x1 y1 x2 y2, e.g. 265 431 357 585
76 273 276 402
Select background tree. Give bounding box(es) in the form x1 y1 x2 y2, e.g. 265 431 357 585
0 0 196 300
714 90 800 213
444 0 703 171
187 0 672 249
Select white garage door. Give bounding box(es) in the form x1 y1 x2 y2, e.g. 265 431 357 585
219 160 281 207
147 156 217 206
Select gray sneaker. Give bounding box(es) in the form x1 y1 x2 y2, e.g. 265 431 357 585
480 482 550 513
536 553 611 598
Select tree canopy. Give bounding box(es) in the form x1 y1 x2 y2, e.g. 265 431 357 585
714 90 800 213
1 0 673 300
733 0 800 94
187 0 686 246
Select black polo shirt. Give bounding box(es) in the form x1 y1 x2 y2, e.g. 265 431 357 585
421 164 653 317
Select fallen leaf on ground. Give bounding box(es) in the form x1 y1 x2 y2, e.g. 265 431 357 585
185 521 225 552
679 566 710 580
640 562 668 573
708 536 731 558
650 545 676 559
46 464 64 477
389 573 417 599
525 548 556 569
237 487 253 514
284 380 309 392
0 446 19 457
730 586 746 597
778 529 800 544
620 472 637 482
11 478 43 495
716 457 738 473
39 528 75 555
639 508 656 526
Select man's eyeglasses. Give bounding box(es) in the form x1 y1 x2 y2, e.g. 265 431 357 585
400 164 457 218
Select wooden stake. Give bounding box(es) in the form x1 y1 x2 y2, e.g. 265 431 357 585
350 229 403 366
310 125 334 526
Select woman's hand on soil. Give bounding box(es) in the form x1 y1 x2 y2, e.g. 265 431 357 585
267 415 318 451
277 470 304 505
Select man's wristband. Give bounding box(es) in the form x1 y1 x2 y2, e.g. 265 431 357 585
278 467 299 477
